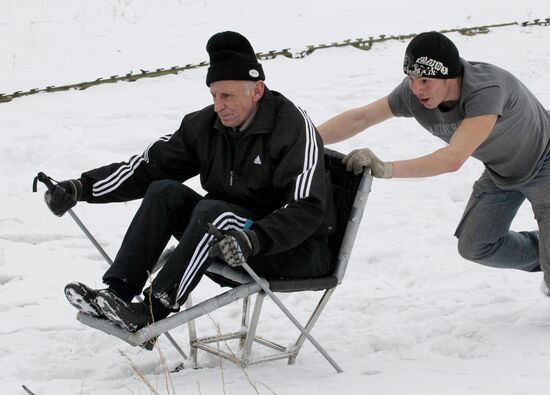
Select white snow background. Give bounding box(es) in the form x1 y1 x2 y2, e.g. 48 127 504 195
1 1 550 394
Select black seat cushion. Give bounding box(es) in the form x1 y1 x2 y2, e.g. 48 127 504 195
324 149 362 269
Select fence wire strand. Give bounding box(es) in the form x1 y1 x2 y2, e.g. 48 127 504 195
1 18 549 104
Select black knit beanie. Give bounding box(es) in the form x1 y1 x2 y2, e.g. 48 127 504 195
403 32 461 79
206 31 265 86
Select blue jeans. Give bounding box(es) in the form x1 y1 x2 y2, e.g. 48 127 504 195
456 153 550 289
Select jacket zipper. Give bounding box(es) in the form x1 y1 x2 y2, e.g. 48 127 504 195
224 130 236 188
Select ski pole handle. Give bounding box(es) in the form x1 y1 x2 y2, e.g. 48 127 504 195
206 223 224 240
32 171 56 192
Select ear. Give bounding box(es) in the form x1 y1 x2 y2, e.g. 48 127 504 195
252 81 265 102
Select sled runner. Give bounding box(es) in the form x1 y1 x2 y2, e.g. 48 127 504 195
66 149 373 371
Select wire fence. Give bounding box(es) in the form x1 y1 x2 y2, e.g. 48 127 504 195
1 17 549 104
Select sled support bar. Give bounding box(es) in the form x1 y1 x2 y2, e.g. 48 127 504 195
77 282 262 346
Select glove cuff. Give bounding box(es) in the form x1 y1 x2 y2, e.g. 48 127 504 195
71 179 84 201
244 230 260 256
382 162 393 179
78 177 93 201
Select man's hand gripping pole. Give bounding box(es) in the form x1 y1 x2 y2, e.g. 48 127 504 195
207 223 343 372
33 172 188 359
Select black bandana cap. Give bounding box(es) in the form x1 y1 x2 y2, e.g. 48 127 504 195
403 31 461 79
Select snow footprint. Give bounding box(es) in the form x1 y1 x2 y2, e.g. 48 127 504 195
0 273 22 286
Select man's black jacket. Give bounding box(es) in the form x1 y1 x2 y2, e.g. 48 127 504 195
80 88 333 255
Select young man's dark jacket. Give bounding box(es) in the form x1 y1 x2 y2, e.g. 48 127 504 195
79 88 334 255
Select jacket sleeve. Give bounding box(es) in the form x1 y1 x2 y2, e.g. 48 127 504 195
251 106 327 255
80 122 199 203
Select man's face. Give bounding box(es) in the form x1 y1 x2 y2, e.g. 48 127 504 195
407 76 451 109
210 80 263 128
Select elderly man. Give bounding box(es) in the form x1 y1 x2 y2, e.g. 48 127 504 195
46 31 333 333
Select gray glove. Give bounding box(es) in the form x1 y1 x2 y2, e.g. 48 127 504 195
343 148 392 178
208 228 260 267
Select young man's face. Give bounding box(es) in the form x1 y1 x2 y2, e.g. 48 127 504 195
407 76 452 109
210 80 264 128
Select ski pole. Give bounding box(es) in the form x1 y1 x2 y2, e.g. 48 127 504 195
22 385 36 395
33 172 114 264
207 224 343 373
33 172 188 359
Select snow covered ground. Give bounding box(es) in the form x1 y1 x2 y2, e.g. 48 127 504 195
1 1 550 394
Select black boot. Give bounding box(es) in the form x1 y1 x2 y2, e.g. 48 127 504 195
95 290 154 332
64 282 106 318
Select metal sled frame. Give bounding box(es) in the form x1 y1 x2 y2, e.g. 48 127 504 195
77 149 373 371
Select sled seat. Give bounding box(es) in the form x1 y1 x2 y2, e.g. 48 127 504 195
77 148 373 371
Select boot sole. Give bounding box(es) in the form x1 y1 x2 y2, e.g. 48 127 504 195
64 283 104 318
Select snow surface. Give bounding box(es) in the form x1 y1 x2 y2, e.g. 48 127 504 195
2 1 550 394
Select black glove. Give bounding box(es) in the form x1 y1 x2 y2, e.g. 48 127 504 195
208 228 260 267
44 179 83 217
